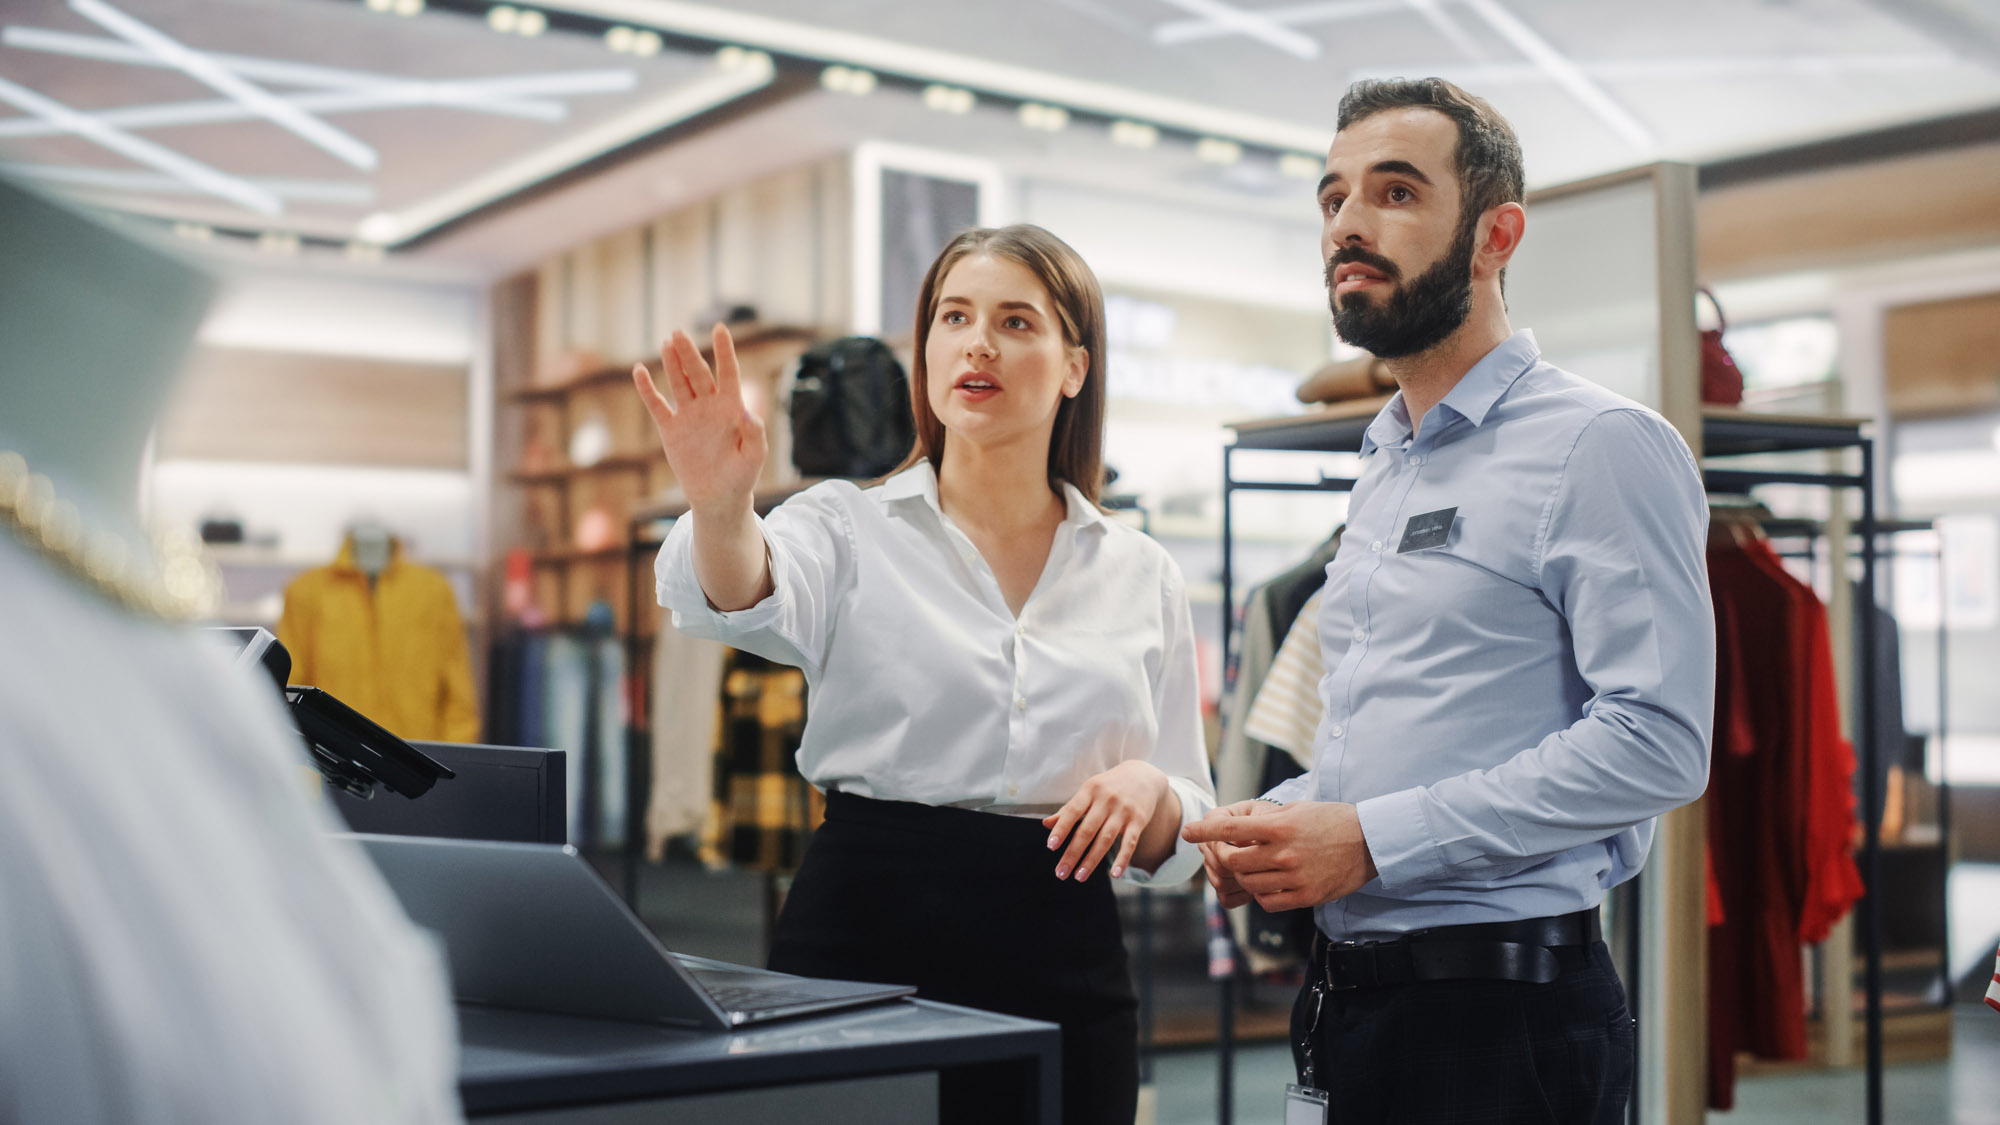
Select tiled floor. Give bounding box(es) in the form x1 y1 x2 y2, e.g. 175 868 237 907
1144 1003 2000 1125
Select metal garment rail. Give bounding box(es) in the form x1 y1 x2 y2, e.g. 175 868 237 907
1214 411 1892 1125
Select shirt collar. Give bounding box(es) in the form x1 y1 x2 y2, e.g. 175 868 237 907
1358 330 1540 455
880 459 1105 532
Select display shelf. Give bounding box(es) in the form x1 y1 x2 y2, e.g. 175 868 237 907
508 453 664 485
509 326 822 404
527 546 627 566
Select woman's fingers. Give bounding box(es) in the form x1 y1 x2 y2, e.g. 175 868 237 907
1109 824 1143 880
1056 802 1111 879
711 322 741 402
1043 799 1083 851
1073 821 1122 882
1072 816 1124 882
631 362 675 426
671 329 718 397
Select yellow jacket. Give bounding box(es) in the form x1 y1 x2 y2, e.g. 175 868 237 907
277 539 479 744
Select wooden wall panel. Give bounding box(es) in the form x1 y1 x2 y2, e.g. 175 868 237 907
598 228 648 362
1884 291 2000 416
1699 143 2000 281
649 205 714 343
156 346 468 468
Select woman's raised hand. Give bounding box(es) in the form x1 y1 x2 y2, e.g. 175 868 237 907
632 324 767 517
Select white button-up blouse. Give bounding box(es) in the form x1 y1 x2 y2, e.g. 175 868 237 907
655 461 1214 884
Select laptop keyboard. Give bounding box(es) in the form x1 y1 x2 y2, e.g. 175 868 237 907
702 984 838 1012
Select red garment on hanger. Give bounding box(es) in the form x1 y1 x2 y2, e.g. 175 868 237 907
1703 540 1863 1110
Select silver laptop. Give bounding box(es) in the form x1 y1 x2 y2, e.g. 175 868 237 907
347 833 914 1028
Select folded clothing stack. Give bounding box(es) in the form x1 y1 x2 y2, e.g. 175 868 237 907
1297 354 1394 405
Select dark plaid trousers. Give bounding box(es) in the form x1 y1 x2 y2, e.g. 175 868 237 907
1290 940 1634 1124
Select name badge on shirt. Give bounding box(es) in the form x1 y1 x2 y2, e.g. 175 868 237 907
1397 507 1457 553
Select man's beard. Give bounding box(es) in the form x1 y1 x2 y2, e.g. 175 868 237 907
1326 215 1477 360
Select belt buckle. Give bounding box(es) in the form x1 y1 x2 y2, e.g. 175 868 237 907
1323 939 1379 992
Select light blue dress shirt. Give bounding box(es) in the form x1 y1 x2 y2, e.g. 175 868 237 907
1262 330 1715 940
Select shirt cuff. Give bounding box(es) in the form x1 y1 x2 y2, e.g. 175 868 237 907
654 513 787 634
1121 775 1211 887
1354 786 1446 892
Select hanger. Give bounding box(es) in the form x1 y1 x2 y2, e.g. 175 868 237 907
1707 496 1769 549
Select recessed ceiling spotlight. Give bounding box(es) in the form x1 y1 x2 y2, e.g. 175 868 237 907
923 85 975 114
357 213 401 243
393 0 423 16
821 65 876 95
172 221 212 242
631 29 661 56
515 8 545 35
1019 103 1069 132
1278 153 1322 179
345 241 386 264
365 0 394 11
487 5 517 32
1197 137 1243 165
1110 120 1158 149
258 231 301 255
604 25 633 51
716 44 746 68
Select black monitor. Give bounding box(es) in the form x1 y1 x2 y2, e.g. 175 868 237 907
330 742 566 845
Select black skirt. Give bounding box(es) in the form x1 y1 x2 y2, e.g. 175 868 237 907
769 791 1139 1125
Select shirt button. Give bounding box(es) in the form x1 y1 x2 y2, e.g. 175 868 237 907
1370 540 1383 553
1016 623 1026 637
1015 696 1028 711
1352 627 1367 642
1409 455 1424 466
1330 725 1344 738
1007 784 1019 797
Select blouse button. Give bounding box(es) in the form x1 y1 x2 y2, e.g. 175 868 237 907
1015 696 1028 711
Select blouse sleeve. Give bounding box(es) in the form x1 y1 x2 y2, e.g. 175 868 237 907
652 485 855 678
1122 556 1217 886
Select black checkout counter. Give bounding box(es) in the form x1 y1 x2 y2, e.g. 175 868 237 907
457 997 1059 1123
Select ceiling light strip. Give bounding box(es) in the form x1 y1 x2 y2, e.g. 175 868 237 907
1155 0 1406 45
66 0 380 170
1 26 632 103
361 53 773 244
1455 0 1653 151
1349 53 1956 86
533 0 1334 152
0 87 566 138
0 74 281 213
1399 0 1486 61
1 162 376 203
1153 0 1320 59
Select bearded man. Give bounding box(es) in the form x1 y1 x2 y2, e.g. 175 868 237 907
1185 79 1715 1124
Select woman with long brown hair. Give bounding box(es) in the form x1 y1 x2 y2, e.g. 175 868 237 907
634 224 1211 1123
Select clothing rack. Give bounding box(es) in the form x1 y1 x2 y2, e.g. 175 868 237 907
1757 516 1954 1015
619 483 820 910
1215 407 1894 1125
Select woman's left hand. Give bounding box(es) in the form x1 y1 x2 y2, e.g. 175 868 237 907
1043 761 1170 882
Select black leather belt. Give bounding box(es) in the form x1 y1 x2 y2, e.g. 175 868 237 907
1312 909 1601 991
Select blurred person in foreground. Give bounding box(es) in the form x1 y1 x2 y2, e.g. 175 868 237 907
1184 79 1714 1124
0 178 461 1123
636 224 1214 1124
